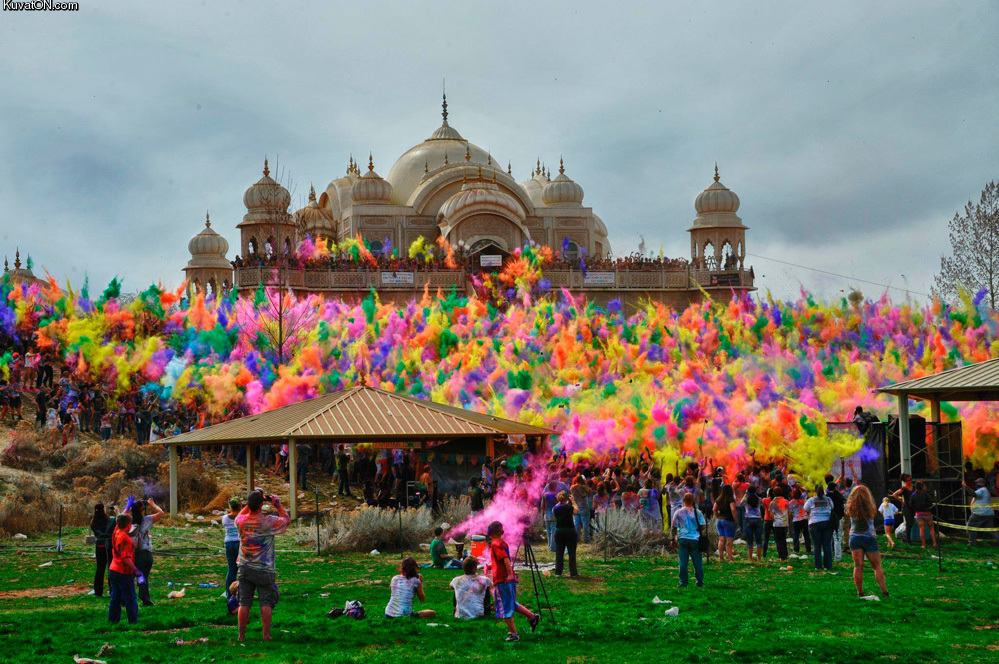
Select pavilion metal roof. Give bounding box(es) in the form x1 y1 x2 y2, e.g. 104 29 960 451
156 386 553 446
877 357 999 402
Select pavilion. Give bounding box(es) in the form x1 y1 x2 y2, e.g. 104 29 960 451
877 357 999 475
155 386 553 518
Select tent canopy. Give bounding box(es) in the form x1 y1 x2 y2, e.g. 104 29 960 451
877 357 999 402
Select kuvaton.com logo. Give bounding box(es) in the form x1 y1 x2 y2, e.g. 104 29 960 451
4 0 80 10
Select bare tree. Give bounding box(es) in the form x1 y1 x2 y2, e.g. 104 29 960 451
934 181 999 309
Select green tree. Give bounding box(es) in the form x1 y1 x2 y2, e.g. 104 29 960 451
934 181 999 309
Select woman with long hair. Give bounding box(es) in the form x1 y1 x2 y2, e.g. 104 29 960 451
221 498 241 598
90 503 113 597
909 481 938 550
385 557 436 618
130 498 164 606
713 484 737 562
845 484 889 597
741 486 764 562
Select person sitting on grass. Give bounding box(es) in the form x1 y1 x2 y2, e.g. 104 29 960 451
487 520 540 641
108 513 139 625
845 484 889 598
385 557 436 618
449 556 492 619
430 527 456 569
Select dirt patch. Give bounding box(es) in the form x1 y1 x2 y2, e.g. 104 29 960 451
0 584 90 600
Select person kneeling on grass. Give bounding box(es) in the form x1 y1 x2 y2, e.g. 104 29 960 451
487 520 540 642
385 557 436 618
450 556 492 619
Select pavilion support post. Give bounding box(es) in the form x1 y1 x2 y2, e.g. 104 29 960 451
288 438 298 520
168 444 178 517
930 399 941 424
898 393 912 476
246 445 255 494
930 399 942 450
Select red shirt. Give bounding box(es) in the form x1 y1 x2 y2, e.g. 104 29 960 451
109 527 135 574
763 497 773 521
489 539 513 584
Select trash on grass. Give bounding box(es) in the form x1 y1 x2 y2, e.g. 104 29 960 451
664 607 680 617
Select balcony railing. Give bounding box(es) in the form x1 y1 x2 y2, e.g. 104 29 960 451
234 266 753 292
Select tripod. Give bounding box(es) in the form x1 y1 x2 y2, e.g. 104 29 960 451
521 537 556 624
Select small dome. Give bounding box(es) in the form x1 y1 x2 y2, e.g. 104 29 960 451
438 172 526 225
694 165 740 214
243 159 291 212
352 155 393 203
188 213 229 257
296 185 336 236
520 160 548 207
592 213 608 236
542 159 584 206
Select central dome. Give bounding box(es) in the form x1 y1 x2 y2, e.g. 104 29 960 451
386 96 499 205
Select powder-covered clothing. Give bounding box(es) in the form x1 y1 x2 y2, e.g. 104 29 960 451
489 539 513 584
803 495 833 524
789 498 809 522
850 517 877 538
450 574 491 619
221 514 240 543
109 527 135 575
132 515 155 552
771 498 789 528
385 575 421 617
235 506 290 572
971 487 995 516
671 505 706 541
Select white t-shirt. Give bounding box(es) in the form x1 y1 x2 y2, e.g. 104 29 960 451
879 502 899 521
971 487 995 516
449 574 491 619
385 575 421 617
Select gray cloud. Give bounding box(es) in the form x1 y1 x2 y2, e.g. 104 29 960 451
0 1 996 302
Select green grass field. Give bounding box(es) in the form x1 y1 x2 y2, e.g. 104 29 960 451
1 527 996 663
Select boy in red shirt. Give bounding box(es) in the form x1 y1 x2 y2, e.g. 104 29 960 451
487 521 540 642
108 513 139 624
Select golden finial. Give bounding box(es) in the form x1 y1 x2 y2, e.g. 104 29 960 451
714 163 720 183
507 161 512 175
535 158 541 175
347 154 354 175
444 152 449 166
464 143 471 161
559 156 565 176
14 248 21 270
441 80 448 125
308 184 317 202
263 158 270 177
487 150 492 166
368 153 374 172
205 210 211 228
424 160 429 174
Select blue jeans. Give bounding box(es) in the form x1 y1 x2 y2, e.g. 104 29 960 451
574 510 591 543
224 540 239 595
737 504 746 538
677 538 703 586
108 570 138 624
809 520 834 570
545 518 556 552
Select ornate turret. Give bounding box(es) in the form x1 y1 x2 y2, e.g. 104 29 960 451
185 213 233 297
237 158 296 260
689 164 748 271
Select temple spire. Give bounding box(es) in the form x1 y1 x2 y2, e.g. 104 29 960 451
368 152 375 172
14 248 21 270
263 157 270 177
464 143 471 161
205 211 211 228
714 162 720 183
507 161 512 175
308 184 317 201
441 80 449 125
559 156 565 175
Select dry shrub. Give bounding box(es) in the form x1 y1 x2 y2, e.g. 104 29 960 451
202 490 236 512
52 439 161 490
591 508 671 556
1 428 48 471
435 495 471 528
310 505 437 553
0 477 90 536
156 459 219 511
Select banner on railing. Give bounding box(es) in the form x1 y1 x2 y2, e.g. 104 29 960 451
381 272 414 286
583 272 615 286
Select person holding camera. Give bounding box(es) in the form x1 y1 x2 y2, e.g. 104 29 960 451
130 498 164 606
235 489 290 642
671 492 706 587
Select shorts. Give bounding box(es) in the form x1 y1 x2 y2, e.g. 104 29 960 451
882 519 894 527
849 535 879 554
494 581 518 619
744 518 763 547
915 512 933 522
716 519 736 538
237 566 279 608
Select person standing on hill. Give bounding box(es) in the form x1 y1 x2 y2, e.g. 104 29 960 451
235 489 290 642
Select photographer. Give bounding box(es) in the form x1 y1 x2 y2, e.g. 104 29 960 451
90 503 114 597
235 489 290 642
130 497 165 606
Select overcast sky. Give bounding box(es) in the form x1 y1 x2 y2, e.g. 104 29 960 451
1 1 996 303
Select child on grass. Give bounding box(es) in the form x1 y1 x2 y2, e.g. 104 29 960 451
487 521 540 641
879 497 898 550
385 557 436 618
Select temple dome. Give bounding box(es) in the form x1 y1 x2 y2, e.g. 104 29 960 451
243 159 291 212
187 214 232 269
520 161 548 207
542 159 584 206
296 185 336 236
352 155 393 203
386 96 498 205
694 165 740 215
